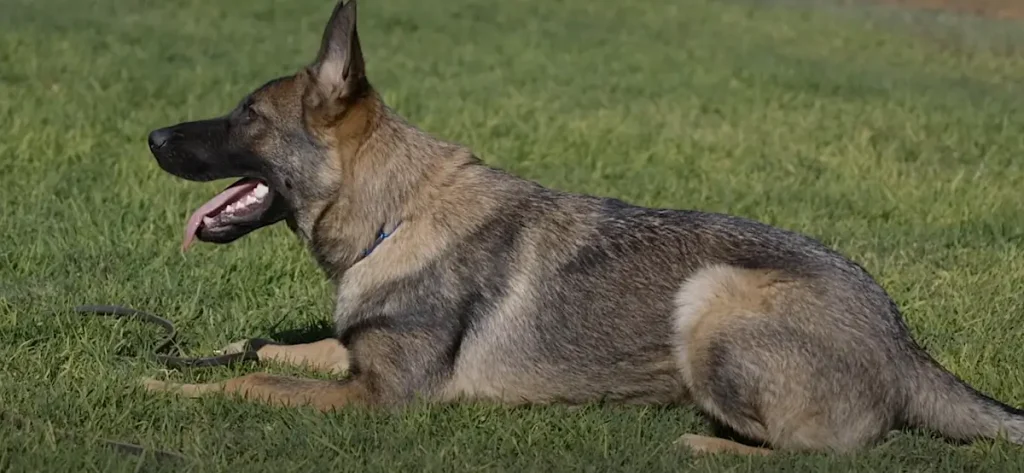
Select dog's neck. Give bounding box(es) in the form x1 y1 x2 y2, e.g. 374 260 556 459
296 94 494 281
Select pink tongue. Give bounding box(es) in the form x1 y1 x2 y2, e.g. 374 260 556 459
181 178 260 252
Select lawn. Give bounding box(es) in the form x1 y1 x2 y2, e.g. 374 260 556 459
3 0 1024 470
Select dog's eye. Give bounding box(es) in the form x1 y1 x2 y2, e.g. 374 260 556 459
243 104 259 122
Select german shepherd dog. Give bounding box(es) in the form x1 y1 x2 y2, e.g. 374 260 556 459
144 0 1024 455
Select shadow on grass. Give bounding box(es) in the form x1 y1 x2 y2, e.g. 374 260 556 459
264 319 335 345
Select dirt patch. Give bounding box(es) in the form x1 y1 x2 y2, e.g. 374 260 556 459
872 0 1024 20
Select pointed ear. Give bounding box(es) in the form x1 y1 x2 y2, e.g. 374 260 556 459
305 0 367 114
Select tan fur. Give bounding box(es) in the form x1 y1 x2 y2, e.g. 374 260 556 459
673 265 803 446
440 250 546 404
440 207 606 405
258 339 350 375
677 434 773 456
673 266 898 452
144 374 369 411
217 338 349 375
673 265 795 390
334 159 506 317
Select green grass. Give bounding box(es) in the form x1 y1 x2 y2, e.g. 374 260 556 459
3 0 1024 470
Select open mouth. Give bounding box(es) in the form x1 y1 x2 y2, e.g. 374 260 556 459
182 178 277 251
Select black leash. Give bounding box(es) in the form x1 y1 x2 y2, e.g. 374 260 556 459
11 304 263 465
3 409 192 465
73 304 260 368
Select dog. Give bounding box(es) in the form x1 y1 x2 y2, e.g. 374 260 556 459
144 0 1024 455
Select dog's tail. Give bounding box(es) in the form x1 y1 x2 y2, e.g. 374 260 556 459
903 348 1024 444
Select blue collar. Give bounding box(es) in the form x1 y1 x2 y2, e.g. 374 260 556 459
362 222 400 258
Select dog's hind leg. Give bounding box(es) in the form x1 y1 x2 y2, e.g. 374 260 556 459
672 265 895 454
218 338 350 374
143 372 369 411
677 434 772 456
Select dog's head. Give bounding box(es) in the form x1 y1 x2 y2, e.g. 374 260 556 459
147 0 372 251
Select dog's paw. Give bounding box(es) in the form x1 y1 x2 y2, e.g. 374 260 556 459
214 340 250 356
676 434 772 456
214 338 275 356
141 376 170 393
140 376 222 398
677 434 716 455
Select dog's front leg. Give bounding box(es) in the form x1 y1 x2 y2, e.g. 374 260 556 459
218 337 350 375
145 323 451 410
144 373 370 411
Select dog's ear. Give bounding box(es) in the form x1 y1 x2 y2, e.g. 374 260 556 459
304 0 366 118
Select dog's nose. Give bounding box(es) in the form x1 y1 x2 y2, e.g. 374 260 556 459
148 128 174 150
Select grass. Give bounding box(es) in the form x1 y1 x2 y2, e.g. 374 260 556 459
3 0 1024 470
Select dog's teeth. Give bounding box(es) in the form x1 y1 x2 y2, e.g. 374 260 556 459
219 185 269 218
202 216 214 226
